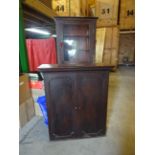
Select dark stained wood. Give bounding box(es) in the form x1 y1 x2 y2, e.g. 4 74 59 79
39 64 111 140
38 64 112 72
54 17 98 64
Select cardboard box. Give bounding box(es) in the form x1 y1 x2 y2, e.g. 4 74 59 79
19 74 35 127
119 0 135 30
19 97 35 128
19 103 27 128
19 74 31 104
95 0 119 27
26 98 35 121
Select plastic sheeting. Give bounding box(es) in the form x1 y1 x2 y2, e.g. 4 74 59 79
26 38 57 72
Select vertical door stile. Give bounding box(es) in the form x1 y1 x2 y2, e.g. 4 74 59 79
72 72 81 136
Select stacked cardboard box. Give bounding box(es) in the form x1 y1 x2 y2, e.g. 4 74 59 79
95 0 119 27
119 0 135 30
93 0 120 69
52 0 88 16
19 74 35 128
118 0 135 65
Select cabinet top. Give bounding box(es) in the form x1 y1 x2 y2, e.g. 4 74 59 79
38 64 113 72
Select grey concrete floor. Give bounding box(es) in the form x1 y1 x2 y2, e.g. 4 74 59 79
19 66 135 155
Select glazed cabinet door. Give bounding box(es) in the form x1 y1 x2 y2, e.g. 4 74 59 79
55 17 97 65
63 24 90 64
77 71 109 136
57 23 91 64
43 73 76 140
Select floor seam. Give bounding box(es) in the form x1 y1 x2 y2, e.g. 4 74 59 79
20 118 42 144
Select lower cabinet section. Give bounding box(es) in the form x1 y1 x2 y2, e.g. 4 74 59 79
39 65 110 140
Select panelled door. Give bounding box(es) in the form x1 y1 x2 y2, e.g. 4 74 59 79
44 73 76 140
77 71 109 136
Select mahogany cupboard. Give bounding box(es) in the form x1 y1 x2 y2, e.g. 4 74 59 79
39 64 112 140
54 17 97 64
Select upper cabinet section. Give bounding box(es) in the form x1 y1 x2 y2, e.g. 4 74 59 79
54 17 97 64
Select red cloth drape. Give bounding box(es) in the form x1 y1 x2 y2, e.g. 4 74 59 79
26 38 57 72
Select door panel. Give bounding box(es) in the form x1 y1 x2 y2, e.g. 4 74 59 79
47 75 75 139
78 72 109 135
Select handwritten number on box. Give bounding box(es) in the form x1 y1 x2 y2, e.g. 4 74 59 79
101 8 110 15
56 5 65 12
127 10 134 16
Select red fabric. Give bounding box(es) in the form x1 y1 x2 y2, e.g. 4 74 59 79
26 38 57 72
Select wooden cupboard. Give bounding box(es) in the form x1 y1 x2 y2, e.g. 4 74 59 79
54 17 97 64
39 64 111 140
